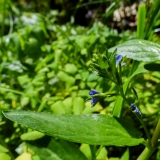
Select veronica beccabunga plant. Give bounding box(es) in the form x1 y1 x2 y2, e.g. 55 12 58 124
2 39 160 160
88 48 160 160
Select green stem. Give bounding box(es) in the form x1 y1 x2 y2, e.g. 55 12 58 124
119 86 151 143
37 99 47 112
137 147 155 160
137 117 160 159
0 86 25 95
151 118 160 148
137 115 151 143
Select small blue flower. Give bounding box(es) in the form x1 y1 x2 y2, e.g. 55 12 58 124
130 103 141 117
89 89 99 96
91 97 99 106
130 103 136 110
116 55 123 66
89 89 100 106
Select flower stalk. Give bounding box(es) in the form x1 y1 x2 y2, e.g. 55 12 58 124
137 118 160 160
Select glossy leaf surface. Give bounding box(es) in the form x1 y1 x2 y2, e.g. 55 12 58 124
3 111 144 146
109 40 160 62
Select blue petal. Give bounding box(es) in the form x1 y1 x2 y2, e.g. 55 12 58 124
91 98 99 106
130 103 136 110
133 107 141 117
130 103 141 117
89 89 99 96
116 55 123 66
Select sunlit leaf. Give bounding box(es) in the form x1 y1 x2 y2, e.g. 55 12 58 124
21 131 45 140
3 111 144 146
109 40 160 62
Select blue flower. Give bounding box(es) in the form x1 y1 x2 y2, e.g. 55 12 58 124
89 89 100 106
130 103 141 117
91 97 99 106
89 89 99 96
116 55 123 66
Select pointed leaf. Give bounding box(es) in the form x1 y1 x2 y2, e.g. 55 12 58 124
120 148 129 160
3 111 144 146
109 40 160 62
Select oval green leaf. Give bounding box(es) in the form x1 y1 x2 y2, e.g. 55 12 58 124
109 40 160 62
21 131 45 140
3 111 144 146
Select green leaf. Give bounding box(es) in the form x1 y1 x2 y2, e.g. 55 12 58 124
109 48 117 74
25 138 87 160
27 146 61 160
0 145 9 153
47 139 87 160
0 153 11 160
137 4 146 39
3 111 144 146
80 144 91 159
64 63 77 74
109 40 160 62
32 155 41 160
57 71 75 88
96 147 107 160
120 148 129 160
62 97 73 114
73 97 85 115
144 63 160 71
15 152 32 160
51 101 66 114
21 131 45 140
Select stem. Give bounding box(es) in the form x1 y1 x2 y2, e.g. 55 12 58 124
137 117 160 159
137 115 151 143
151 118 160 148
37 99 47 112
119 86 151 143
0 86 25 95
137 147 155 160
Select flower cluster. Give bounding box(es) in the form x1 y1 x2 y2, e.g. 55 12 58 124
89 54 125 106
130 103 141 117
89 89 100 106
